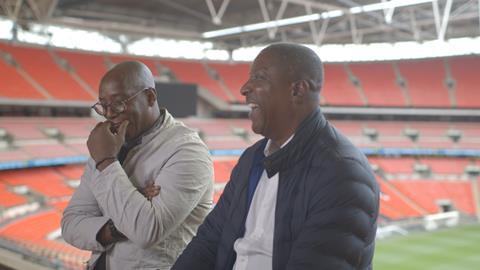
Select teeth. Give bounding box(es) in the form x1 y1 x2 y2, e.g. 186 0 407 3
248 103 258 109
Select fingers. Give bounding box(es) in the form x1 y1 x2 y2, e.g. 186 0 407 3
117 120 129 139
140 185 161 201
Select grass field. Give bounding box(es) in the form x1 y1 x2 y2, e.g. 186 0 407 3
373 224 480 270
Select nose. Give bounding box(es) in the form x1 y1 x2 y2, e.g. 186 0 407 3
240 81 251 97
104 106 118 120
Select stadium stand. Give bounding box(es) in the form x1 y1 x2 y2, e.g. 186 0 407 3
0 43 94 101
0 183 27 207
208 62 250 102
349 62 407 107
322 64 365 106
0 167 74 197
2 42 480 109
56 50 108 93
390 179 476 215
0 210 90 270
159 59 233 102
448 57 480 108
397 59 451 107
0 54 45 100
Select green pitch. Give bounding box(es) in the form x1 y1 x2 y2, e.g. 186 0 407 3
373 224 480 270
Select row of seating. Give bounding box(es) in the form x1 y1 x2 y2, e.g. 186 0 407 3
0 118 478 158
1 42 479 107
0 209 89 269
1 156 477 209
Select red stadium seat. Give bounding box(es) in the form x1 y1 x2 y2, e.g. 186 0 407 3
160 59 232 102
448 57 480 108
397 59 451 107
56 49 108 92
0 43 94 101
209 62 250 103
349 63 406 107
322 64 365 106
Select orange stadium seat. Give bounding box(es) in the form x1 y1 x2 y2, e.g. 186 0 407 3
0 167 74 197
419 157 472 174
0 55 45 99
0 43 94 101
397 59 451 107
377 177 424 219
390 179 476 215
56 49 108 92
0 210 90 268
349 63 406 107
369 157 416 174
213 159 237 183
160 59 232 102
209 62 250 102
322 64 365 106
55 164 85 180
448 57 480 108
0 183 27 207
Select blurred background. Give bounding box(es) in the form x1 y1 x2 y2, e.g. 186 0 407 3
0 0 479 269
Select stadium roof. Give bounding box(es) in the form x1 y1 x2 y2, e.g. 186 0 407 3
1 0 479 50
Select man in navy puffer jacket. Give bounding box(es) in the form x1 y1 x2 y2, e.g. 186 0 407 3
173 42 379 270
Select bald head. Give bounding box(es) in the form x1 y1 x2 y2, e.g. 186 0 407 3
101 61 155 95
260 43 324 93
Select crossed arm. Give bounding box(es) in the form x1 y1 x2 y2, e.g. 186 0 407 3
62 149 212 251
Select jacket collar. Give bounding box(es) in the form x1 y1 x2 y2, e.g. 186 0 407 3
262 107 327 178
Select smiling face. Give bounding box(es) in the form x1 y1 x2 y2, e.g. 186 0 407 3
240 49 295 141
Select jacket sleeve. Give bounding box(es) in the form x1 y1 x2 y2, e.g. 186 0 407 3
85 141 213 249
172 162 240 270
61 160 110 252
286 158 379 270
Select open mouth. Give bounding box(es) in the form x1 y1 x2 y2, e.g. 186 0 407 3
248 103 260 119
248 103 259 110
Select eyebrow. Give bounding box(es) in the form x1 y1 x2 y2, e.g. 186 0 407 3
250 67 269 76
98 93 124 101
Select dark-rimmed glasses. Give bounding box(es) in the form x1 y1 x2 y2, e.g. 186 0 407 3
91 88 151 117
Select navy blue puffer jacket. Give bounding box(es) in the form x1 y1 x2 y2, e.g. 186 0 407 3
173 108 379 270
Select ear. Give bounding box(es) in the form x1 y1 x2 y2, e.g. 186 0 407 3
146 88 157 106
291 80 309 101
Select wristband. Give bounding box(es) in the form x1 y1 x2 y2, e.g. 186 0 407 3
95 156 116 169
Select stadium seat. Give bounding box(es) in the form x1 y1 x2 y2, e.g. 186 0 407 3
0 167 74 197
448 57 480 108
0 55 46 99
397 59 451 107
208 62 250 102
159 59 233 102
322 64 365 106
349 63 406 107
56 49 108 92
0 183 27 207
0 43 94 101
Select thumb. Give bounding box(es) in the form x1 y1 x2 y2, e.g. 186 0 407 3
117 120 129 138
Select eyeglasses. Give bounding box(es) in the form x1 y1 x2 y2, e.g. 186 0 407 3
91 88 151 117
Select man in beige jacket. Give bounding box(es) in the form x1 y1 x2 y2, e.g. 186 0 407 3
61 61 213 270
